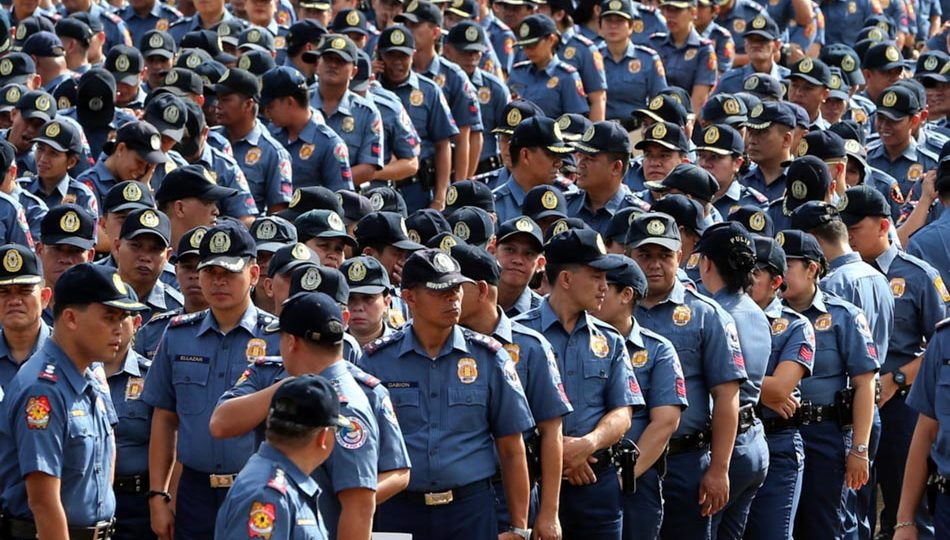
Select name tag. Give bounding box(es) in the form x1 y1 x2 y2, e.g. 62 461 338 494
70 409 86 417
297 518 317 526
385 381 418 389
175 355 209 364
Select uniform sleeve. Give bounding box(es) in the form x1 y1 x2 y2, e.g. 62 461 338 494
13 384 67 478
373 390 412 472
646 52 669 102
907 329 943 418
141 334 177 411
324 406 378 492
921 268 950 340
778 317 816 375
218 168 260 219
578 45 608 93
487 349 535 438
267 146 294 207
647 340 689 408
357 107 384 168
319 136 353 192
695 44 718 86
427 87 461 143
216 363 273 406
392 103 421 159
492 31 515 73
521 337 573 422
702 308 748 387
214 493 294 540
716 33 735 73
605 333 643 410
449 76 483 130
840 309 882 376
560 69 590 114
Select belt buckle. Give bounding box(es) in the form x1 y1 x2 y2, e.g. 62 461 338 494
210 474 234 488
423 490 454 506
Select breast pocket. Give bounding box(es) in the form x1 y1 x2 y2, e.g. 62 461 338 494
171 362 211 416
447 386 489 431
937 367 950 420
667 329 700 377
582 360 608 407
389 388 424 435
64 414 95 472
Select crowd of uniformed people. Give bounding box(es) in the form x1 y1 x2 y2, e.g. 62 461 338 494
4 0 950 536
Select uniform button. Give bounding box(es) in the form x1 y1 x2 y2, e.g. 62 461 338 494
430 363 437 369
466 396 473 403
430 392 438 398
429 449 437 455
568 371 575 376
184 376 191 382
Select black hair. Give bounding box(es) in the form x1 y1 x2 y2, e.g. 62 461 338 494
706 248 756 293
265 416 324 449
509 141 526 167
545 262 580 285
810 220 849 244
53 301 88 321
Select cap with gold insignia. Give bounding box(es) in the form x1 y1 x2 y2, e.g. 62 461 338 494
556 113 593 142
31 119 81 153
634 120 689 153
211 68 261 101
542 217 589 244
276 186 345 222
22 31 64 58
287 264 349 304
363 186 408 216
354 212 425 250
695 123 744 156
269 371 350 426
401 248 474 289
395 0 444 25
272 293 349 348
0 243 41 286
406 208 451 242
600 0 635 18
162 66 204 96
0 83 26 113
341 255 391 295
742 13 779 39
180 29 236 64
119 208 171 247
728 205 775 237
15 89 56 122
0 52 35 86
827 66 852 100
105 45 143 86
236 50 277 76
693 221 755 263
250 216 298 253
173 225 210 262
143 92 187 142
875 84 921 120
267 243 321 278
377 24 416 55
605 207 644 245
572 120 631 154
524 185 568 222
294 209 357 248
492 99 545 136
447 206 495 247
451 243 501 284
838 184 890 226
789 56 832 87
337 189 374 225
259 66 309 107
820 44 865 85
644 163 720 203
238 26 275 52
915 50 950 84
604 254 647 298
155 164 238 205
446 0 479 17
446 21 488 52
863 42 904 72
701 94 748 127
753 235 787 275
652 193 707 235
112 120 168 164
788 200 840 231
625 212 682 251
545 228 624 270
777 229 824 262
54 263 147 312
795 130 846 161
331 9 369 36
443 180 495 216
741 73 784 100
633 94 689 126
55 17 94 48
743 101 796 129
510 116 573 154
197 220 258 271
310 33 358 63
496 216 544 251
514 14 559 47
140 29 176 58
783 156 833 214
286 20 328 54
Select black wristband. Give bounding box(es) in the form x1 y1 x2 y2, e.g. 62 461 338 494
147 490 171 502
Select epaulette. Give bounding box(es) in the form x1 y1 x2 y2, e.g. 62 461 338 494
573 33 595 46
463 328 502 352
918 144 940 163
168 16 190 27
252 355 284 367
699 37 714 46
634 44 659 55
265 467 288 494
350 365 381 389
364 330 402 355
649 32 668 39
748 186 768 204
37 362 58 383
257 311 277 327
513 60 532 68
473 168 502 183
165 286 184 305
147 309 181 324
137 355 153 371
105 11 122 23
558 62 578 73
169 310 204 327
936 317 950 331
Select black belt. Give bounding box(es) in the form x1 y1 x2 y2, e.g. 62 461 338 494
930 473 950 495
761 415 800 433
798 402 840 425
0 515 115 540
589 449 614 476
737 403 758 434
667 430 712 456
476 155 501 175
404 478 491 506
113 474 148 495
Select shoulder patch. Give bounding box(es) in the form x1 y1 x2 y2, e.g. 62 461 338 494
463 328 503 352
148 309 182 323
513 60 532 68
634 44 659 55
574 34 595 46
350 366 381 388
170 311 204 327
363 330 403 355
253 355 284 366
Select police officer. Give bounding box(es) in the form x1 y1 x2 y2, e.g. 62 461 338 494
259 65 354 194
0 138 38 248
509 14 590 120
568 121 650 236
840 185 949 537
598 0 668 122
249 216 297 312
360 249 535 540
515 229 642 539
742 102 796 203
651 0 718 114
770 156 837 233
454 243 573 537
625 212 747 539
743 235 815 540
77 121 168 210
695 0 735 75
786 57 834 129
591 254 688 540
118 0 182 48
36 204 96 310
19 119 97 217
257 242 320 316
354 211 426 324
342 255 398 346
142 221 280 540
0 263 147 540
697 124 768 218
307 35 384 187
776 229 880 540
493 116 575 224
376 24 459 213
906 164 950 287
214 373 346 540
491 217 546 318
168 0 241 42
212 68 294 214
112 208 183 324
820 0 883 46
154 164 239 253
474 99 544 190
211 290 379 540
0 245 50 390
829 121 904 221
631 121 690 194
694 222 772 538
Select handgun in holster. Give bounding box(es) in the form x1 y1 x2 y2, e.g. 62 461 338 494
835 387 855 428
612 438 641 494
525 433 542 485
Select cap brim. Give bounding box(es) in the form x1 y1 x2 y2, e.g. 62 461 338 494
0 274 42 286
628 237 682 251
392 238 425 250
788 73 828 86
215 52 238 64
239 43 269 53
531 209 567 220
743 30 777 39
633 108 664 124
197 255 251 272
43 235 94 250
491 127 515 135
200 185 240 200
309 231 358 247
319 49 356 62
256 241 290 252
876 108 912 121
587 255 625 270
634 139 682 152
130 145 168 164
694 145 733 155
113 73 140 86
148 121 185 142
107 201 152 214
446 7 475 17
828 89 850 100
743 120 775 129
31 137 72 153
349 284 390 295
498 230 543 249
102 298 149 311
873 61 904 72
515 37 542 47
547 143 574 154
643 180 669 191
350 79 370 93
600 10 632 18
394 13 419 23
144 49 175 59
572 141 601 154
275 208 302 221
378 46 415 55
450 41 488 52
839 211 866 226
408 274 474 290
124 228 170 246
21 110 54 122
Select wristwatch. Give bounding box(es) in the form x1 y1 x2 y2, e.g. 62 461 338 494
894 369 908 388
854 443 869 453
509 527 532 539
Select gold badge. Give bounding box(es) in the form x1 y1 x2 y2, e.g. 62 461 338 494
684 49 697 61
342 116 355 132
749 212 766 231
631 350 648 368
519 23 531 38
885 46 900 62
328 212 344 231
890 277 906 297
723 99 740 115
882 91 898 108
936 277 950 302
815 313 832 331
797 139 808 157
116 54 130 72
507 108 522 127
388 309 406 328
465 26 480 42
457 357 478 383
391 29 406 45
410 89 424 106
454 221 471 240
733 19 746 33
300 267 322 290
503 343 521 365
246 338 268 359
908 164 923 181
125 376 144 400
45 123 61 138
564 46 576 60
245 147 262 166
590 334 609 358
646 219 665 235
652 123 667 139
256 221 277 240
546 76 559 89
4 86 19 105
299 144 314 160
686 252 700 269
347 260 367 282
190 228 206 248
744 76 759 90
704 126 720 144
541 190 558 209
799 57 814 74
0 59 11 76
439 235 457 252
478 86 491 104
672 305 691 326
140 210 160 228
848 1 856 13
514 218 533 232
551 219 570 236
60 211 80 233
2 249 21 272
790 180 808 199
771 318 789 335
369 192 385 211
776 231 785 246
291 243 310 260
632 19 644 33
210 231 231 253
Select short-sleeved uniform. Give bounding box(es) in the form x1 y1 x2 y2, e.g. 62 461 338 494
557 28 608 99
268 112 353 193
907 208 950 287
715 0 767 55
867 139 940 201
367 82 421 168
141 306 280 538
9 184 47 244
820 0 884 45
470 68 510 163
189 142 261 219
214 442 327 540
649 30 718 93
599 41 668 120
629 6 669 46
820 251 894 362
19 174 98 217
508 56 590 119
515 300 643 539
0 190 35 249
480 13 517 74
216 120 294 213
59 3 133 50
358 324 535 540
135 281 184 326
0 322 50 391
699 21 736 73
419 56 484 136
118 2 182 48
0 340 116 527
713 62 791 95
566 186 652 237
740 164 787 204
309 89 384 172
712 180 769 218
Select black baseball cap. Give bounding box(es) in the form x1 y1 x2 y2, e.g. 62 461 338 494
728 205 774 237
875 84 921 120
105 45 144 86
181 29 236 63
144 92 187 142
287 264 349 305
915 50 950 83
544 217 590 244
401 248 473 289
446 0 479 17
16 89 56 122
396 0 444 25
105 181 155 214
794 130 846 161
174 226 209 261
294 209 356 247
141 30 176 58
524 185 568 221
350 50 372 92
753 235 787 275
238 26 274 52
0 84 26 112
342 256 392 295
743 13 780 40
0 139 14 175
444 180 495 216
634 121 689 153
365 186 408 216
277 186 346 222
309 34 358 63
250 215 298 252
451 243 501 285
377 25 415 55
556 113 592 142
493 99 544 136
260 66 309 108
269 372 349 427
286 20 327 55
428 231 465 251
332 9 369 36
22 31 64 58
634 94 689 126
217 19 249 47
605 207 643 245
354 212 425 250
572 121 631 154
510 116 573 154
163 67 204 96
651 193 707 235
776 229 824 261
605 254 647 298
788 56 832 86
0 243 42 285
236 50 276 76
783 156 833 213
40 204 95 249
268 243 321 278
114 121 168 164
693 221 755 259
119 208 171 246
0 53 35 86
446 21 488 52
695 124 744 156
744 101 796 129
55 17 93 47
821 44 865 86
496 216 544 250
827 67 852 100
839 184 890 226
212 68 260 101
406 208 451 244
741 73 784 100
545 228 622 269
645 164 720 203
32 119 82 154
337 190 373 225
197 220 258 271
600 0 636 18
789 200 840 231
54 263 147 312
863 42 904 71
155 164 238 204
701 94 748 126
626 212 682 251
514 14 558 47
448 206 494 246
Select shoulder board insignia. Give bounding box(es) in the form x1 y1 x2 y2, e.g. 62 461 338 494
364 331 402 355
574 34 594 46
752 189 768 204
635 44 658 55
258 313 276 326
168 17 189 26
266 468 288 494
559 63 578 73
641 4 656 11
170 311 203 327
253 356 283 366
138 357 153 370
473 169 501 182
352 368 381 388
38 362 58 382
148 309 181 323
937 317 950 331
700 37 714 45
463 328 502 352
650 32 667 39
106 12 122 23
513 60 532 68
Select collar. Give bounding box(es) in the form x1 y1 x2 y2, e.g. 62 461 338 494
874 243 899 274
539 297 591 334
625 318 645 348
318 359 349 381
0 321 50 364
42 339 91 396
399 323 469 358
764 296 784 319
28 174 71 198
145 281 170 311
828 251 862 271
197 304 259 336
256 442 320 497
92 160 117 184
582 185 631 215
657 279 687 305
111 347 144 378
311 90 355 118
720 179 743 202
237 120 265 146
562 26 577 41
197 140 215 168
808 288 829 313
422 55 445 79
491 308 514 344
500 176 528 205
390 71 421 91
